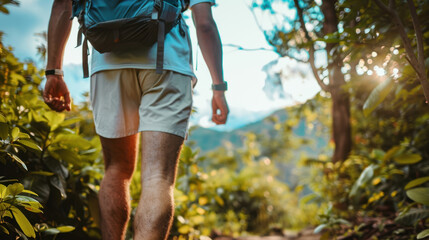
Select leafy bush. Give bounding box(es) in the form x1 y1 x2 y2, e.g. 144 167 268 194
1 36 102 239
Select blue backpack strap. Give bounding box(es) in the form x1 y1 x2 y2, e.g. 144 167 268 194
155 0 182 74
156 20 166 74
82 36 89 78
153 0 164 74
71 0 89 77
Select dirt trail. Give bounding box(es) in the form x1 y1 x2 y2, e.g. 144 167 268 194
213 229 321 240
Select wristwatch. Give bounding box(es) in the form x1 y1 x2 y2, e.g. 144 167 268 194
45 69 64 76
212 81 227 91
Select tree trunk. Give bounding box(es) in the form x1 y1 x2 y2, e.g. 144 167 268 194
321 0 352 162
330 61 352 163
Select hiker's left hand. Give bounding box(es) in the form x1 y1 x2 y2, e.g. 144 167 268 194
211 91 228 125
43 75 71 112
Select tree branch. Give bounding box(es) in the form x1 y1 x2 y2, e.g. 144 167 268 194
373 0 429 103
284 52 310 64
372 0 419 70
247 0 273 41
407 0 425 76
293 0 329 92
407 0 429 103
223 43 273 52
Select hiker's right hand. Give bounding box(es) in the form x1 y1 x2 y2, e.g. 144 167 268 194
211 91 229 125
43 75 71 112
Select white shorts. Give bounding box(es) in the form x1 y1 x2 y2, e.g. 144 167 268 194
90 69 193 139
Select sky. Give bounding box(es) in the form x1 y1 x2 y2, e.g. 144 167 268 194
0 0 320 131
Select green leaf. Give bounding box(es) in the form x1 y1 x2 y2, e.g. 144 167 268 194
0 179 18 184
15 196 43 213
405 177 429 190
44 228 60 235
51 148 81 166
333 218 351 225
349 164 376 197
29 171 54 176
11 127 19 141
394 153 422 165
3 208 13 219
0 225 9 235
0 184 7 198
57 226 75 233
6 183 24 196
300 193 318 204
0 113 7 123
20 204 43 213
363 77 394 117
406 188 429 206
180 145 193 163
15 196 42 205
17 139 42 151
178 225 190 234
11 206 35 238
417 229 429 239
7 153 28 171
370 149 385 160
383 146 402 162
53 134 91 150
395 208 429 225
314 223 327 234
10 72 25 84
18 132 30 139
60 117 82 127
21 189 39 196
43 112 65 130
0 122 8 140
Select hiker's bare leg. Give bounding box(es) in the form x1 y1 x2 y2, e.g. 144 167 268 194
99 134 139 240
133 131 184 240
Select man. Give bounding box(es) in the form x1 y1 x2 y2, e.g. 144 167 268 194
43 0 229 239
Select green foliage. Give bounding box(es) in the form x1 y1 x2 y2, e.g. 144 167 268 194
406 188 429 206
0 183 41 238
363 77 394 117
405 177 429 190
0 0 19 15
1 34 102 239
1 1 428 239
417 229 429 239
395 208 429 226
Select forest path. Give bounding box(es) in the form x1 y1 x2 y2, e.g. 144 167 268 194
213 229 321 240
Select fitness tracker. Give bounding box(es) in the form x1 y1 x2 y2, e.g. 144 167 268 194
211 81 227 91
45 69 64 76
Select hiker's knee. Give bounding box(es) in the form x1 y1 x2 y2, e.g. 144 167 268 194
142 173 175 192
105 163 135 180
100 135 138 179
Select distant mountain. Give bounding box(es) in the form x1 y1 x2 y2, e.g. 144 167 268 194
187 107 326 153
187 107 329 190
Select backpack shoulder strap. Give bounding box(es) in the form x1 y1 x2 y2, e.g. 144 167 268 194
180 0 190 11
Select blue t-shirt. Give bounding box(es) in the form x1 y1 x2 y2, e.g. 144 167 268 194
90 0 215 78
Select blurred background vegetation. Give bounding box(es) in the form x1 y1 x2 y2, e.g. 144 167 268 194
1 0 429 239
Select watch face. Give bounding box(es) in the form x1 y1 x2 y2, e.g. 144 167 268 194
45 69 64 76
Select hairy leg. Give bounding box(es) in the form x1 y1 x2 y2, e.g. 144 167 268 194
99 134 139 240
133 131 184 240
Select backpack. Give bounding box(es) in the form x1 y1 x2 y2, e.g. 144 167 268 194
71 0 190 78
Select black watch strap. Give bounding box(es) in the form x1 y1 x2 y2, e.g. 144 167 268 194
45 69 64 76
212 81 227 91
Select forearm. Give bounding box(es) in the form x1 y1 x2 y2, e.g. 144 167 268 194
46 0 73 69
192 5 224 85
